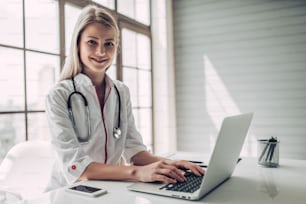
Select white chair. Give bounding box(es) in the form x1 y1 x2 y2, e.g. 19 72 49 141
0 141 54 201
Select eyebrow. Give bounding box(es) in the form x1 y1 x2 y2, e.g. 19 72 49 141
86 36 115 41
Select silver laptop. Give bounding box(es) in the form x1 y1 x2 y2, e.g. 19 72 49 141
127 113 253 200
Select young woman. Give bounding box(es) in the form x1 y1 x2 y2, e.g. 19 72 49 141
45 5 204 191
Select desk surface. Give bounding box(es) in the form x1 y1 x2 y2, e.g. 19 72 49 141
13 154 306 204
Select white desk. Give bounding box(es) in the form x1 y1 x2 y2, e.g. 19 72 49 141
12 155 306 204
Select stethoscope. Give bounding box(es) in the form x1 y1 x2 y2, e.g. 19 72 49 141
67 77 122 143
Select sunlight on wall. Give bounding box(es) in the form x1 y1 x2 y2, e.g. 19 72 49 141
203 55 256 157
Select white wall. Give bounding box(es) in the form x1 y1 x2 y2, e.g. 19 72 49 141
151 0 177 155
173 0 306 159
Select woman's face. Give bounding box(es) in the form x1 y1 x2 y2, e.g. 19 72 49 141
79 22 117 76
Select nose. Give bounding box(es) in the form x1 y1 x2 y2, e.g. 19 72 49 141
96 45 105 56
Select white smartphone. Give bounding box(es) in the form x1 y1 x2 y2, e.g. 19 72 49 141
66 185 107 197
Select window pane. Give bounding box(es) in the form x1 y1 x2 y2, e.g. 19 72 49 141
121 27 152 150
123 67 138 107
0 47 24 111
25 0 59 53
135 0 150 25
122 29 151 70
139 70 151 107
107 64 117 80
122 29 137 67
0 114 25 163
118 0 150 25
118 0 134 20
0 0 23 47
132 109 139 130
137 33 151 70
28 113 51 141
107 54 117 79
132 108 153 150
26 52 60 111
93 0 115 10
65 3 82 56
139 108 152 150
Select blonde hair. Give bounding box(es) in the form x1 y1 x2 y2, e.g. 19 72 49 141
60 5 119 81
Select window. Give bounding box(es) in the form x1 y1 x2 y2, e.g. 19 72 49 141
93 0 115 10
0 1 23 47
118 0 150 25
0 0 152 162
65 0 152 149
64 3 82 56
0 0 60 162
121 28 152 150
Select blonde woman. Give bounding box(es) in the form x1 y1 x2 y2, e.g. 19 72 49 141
45 5 204 191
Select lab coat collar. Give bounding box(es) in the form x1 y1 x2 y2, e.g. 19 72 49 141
73 73 116 89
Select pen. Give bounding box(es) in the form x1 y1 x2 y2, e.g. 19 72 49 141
269 137 277 162
189 160 207 168
269 142 276 162
265 143 272 162
195 158 241 168
258 139 269 162
188 160 204 164
261 137 277 163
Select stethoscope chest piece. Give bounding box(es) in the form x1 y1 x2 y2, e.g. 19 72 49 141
113 127 122 139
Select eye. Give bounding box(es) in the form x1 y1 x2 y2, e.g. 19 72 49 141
105 42 114 48
87 40 97 46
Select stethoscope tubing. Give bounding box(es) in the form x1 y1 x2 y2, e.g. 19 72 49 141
67 77 121 143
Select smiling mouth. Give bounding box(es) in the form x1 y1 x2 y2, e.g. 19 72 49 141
91 58 108 63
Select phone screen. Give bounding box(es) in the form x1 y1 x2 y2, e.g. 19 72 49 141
70 185 101 193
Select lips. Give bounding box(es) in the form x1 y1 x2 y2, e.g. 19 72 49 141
91 57 108 63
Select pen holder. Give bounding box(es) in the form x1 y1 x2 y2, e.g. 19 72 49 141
257 138 279 167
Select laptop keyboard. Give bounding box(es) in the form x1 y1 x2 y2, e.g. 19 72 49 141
159 171 204 193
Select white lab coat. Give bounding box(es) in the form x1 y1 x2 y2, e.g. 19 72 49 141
45 73 147 191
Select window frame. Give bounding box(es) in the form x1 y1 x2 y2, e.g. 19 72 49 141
0 0 154 153
64 0 154 150
0 0 61 141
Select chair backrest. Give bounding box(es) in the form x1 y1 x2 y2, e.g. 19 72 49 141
0 141 54 200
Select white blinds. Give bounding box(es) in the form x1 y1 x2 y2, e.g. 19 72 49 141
173 0 306 159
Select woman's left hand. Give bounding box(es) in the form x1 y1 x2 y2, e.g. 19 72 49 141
165 159 205 177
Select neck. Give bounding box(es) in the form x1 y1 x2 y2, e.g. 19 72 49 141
92 75 105 87
94 75 106 105
83 70 106 87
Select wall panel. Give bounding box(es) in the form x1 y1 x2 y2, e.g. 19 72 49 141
174 0 306 159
